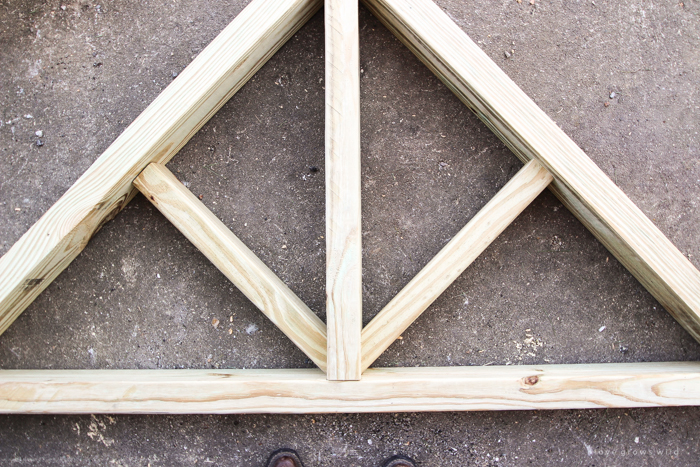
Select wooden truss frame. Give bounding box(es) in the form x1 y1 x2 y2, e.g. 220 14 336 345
1 0 699 413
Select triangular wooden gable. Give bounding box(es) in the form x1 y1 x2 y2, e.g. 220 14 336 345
1 0 699 413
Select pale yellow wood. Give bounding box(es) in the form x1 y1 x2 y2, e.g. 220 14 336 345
0 0 322 336
325 0 362 380
1 0 697 420
361 160 553 371
362 0 700 343
2 362 699 413
133 164 327 371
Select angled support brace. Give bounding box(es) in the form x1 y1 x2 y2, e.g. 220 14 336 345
362 0 700 343
134 164 327 371
361 159 552 371
0 0 322 336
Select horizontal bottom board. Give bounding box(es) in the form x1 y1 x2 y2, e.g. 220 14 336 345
1 362 699 414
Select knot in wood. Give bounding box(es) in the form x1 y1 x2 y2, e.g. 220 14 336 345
523 375 539 386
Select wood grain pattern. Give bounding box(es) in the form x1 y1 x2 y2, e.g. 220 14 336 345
325 0 362 380
134 164 327 371
361 160 552 370
0 0 322 336
362 0 700 344
2 362 699 413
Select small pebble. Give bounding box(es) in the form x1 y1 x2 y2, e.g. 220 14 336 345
35 130 43 137
172 72 178 78
36 140 44 147
609 92 616 99
619 345 629 354
504 51 512 59
156 273 161 279
24 114 33 119
598 325 606 332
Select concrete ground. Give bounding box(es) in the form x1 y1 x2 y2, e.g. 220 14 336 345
1 0 699 465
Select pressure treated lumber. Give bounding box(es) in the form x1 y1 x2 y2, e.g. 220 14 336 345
133 163 327 371
2 362 700 414
361 160 552 370
0 0 322 336
361 0 700 343
325 0 362 380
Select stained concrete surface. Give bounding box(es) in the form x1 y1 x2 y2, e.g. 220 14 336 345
1 0 700 465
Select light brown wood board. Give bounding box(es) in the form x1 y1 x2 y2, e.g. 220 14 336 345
133 163 327 371
361 0 700 345
1 363 699 413
361 159 553 371
325 0 363 380
0 0 323 336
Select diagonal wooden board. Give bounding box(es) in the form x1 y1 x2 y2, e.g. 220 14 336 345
133 163 328 371
0 0 699 412
361 0 700 344
0 0 323 336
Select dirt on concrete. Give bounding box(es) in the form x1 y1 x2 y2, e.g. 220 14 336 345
1 0 699 465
